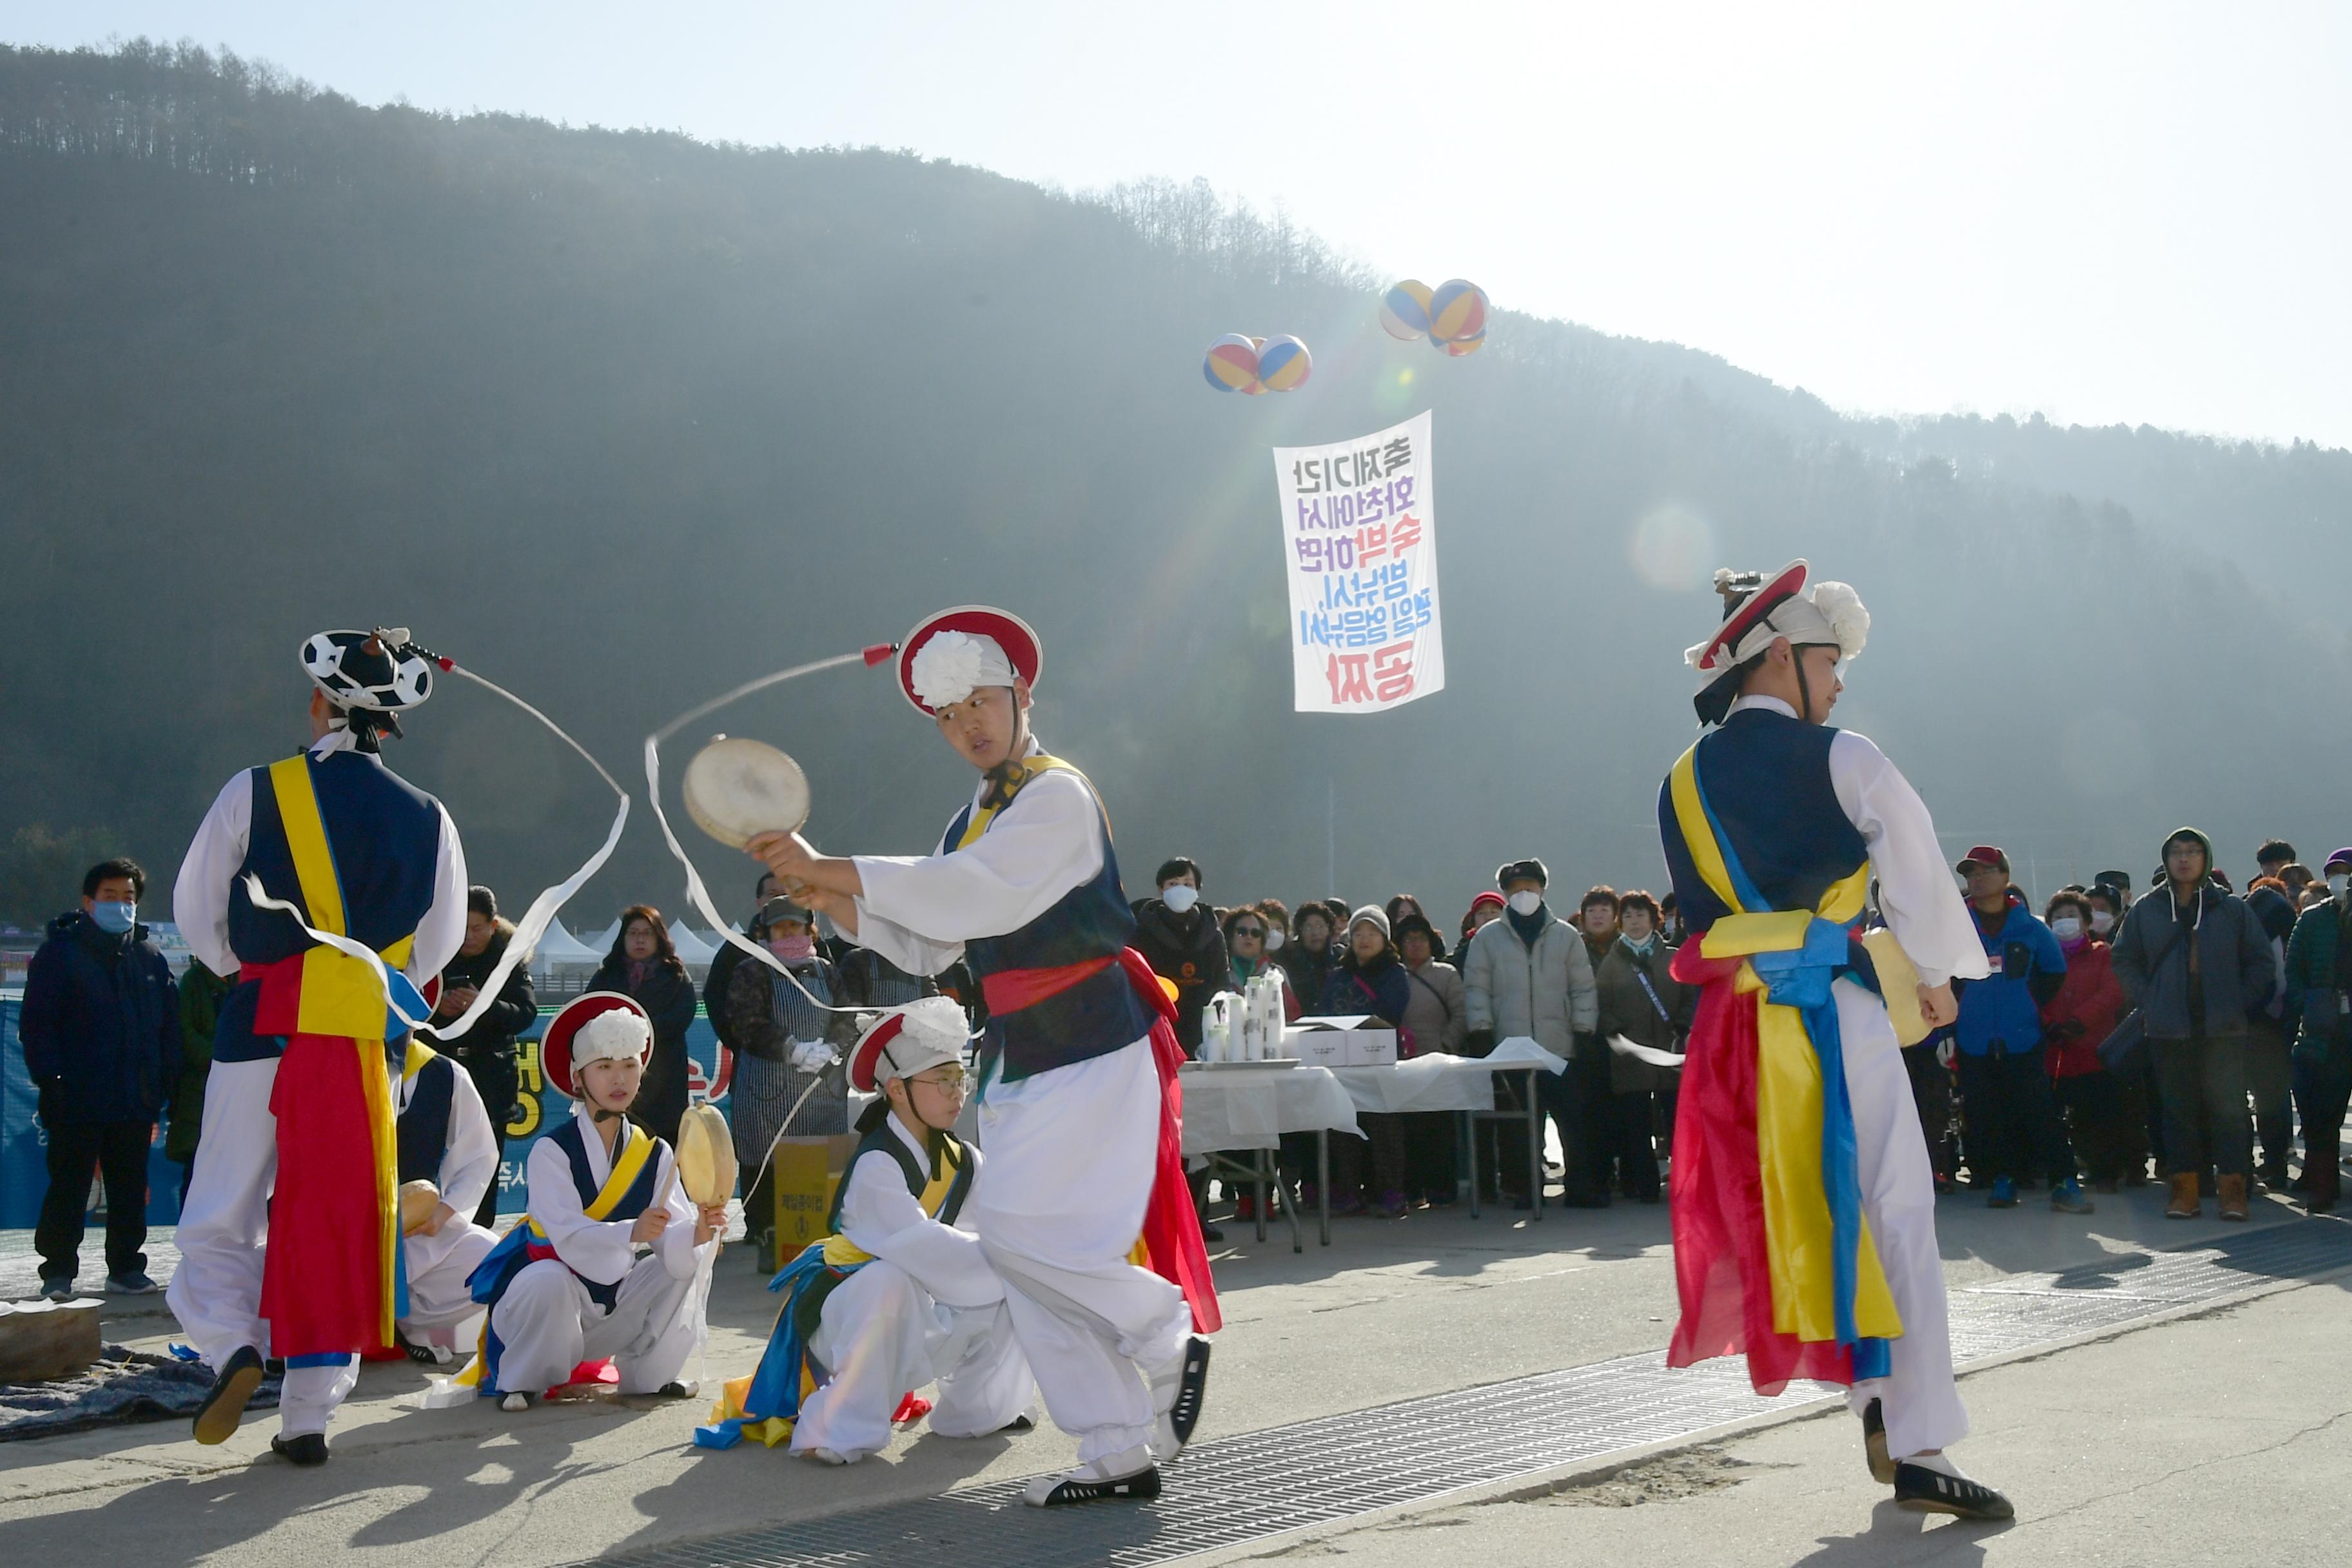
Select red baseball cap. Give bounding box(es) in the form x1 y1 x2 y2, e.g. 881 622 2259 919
1955 845 2009 874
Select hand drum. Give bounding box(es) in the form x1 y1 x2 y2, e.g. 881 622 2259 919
674 1102 739 1210
681 736 810 849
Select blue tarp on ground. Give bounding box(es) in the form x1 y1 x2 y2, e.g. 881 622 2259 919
0 992 727 1226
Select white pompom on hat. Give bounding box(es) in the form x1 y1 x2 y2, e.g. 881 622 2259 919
849 995 972 1093
542 991 653 1099
896 606 1043 716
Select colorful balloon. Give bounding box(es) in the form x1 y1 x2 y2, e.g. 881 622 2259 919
1257 334 1313 392
1437 326 1485 358
1203 333 1262 394
1427 279 1488 344
1380 279 1433 340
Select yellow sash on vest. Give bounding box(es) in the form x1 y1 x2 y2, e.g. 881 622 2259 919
266 756 418 1039
1666 743 1901 1346
954 756 1083 850
820 1134 965 1267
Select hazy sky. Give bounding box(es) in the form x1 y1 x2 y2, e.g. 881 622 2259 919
8 1 2348 447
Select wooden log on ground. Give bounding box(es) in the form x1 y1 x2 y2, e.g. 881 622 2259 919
0 1300 103 1382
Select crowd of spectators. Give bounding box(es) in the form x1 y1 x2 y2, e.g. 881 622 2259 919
18 828 2352 1297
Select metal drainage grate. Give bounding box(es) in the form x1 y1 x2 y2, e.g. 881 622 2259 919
587 1220 2352 1568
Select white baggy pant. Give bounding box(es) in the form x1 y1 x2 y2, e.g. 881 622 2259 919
968 1039 1193 1465
399 1221 496 1347
1834 977 1967 1458
165 1056 362 1436
487 1253 708 1396
790 1259 1034 1461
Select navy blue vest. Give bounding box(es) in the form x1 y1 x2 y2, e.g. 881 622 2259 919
542 1116 666 1310
396 1053 458 1187
214 748 446 1063
942 767 1154 1084
1658 707 1870 938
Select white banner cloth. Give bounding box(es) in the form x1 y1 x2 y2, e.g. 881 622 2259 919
1272 410 1445 713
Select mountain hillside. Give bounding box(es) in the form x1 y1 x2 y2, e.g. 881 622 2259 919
2 40 2343 928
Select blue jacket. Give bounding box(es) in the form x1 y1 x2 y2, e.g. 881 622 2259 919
19 911 183 1123
1954 893 2066 1057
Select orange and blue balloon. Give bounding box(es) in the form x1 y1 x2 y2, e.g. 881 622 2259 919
1380 280 1433 340
1435 326 1485 358
1203 333 1262 394
1428 279 1488 345
1257 334 1312 391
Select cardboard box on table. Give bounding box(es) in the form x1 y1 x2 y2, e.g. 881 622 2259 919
1287 1016 1399 1068
770 1132 862 1251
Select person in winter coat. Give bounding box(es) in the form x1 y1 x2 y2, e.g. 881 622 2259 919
727 896 858 1268
2083 881 2157 1175
1131 858 1233 1057
703 870 783 1055
432 886 539 1226
2241 875 2300 1189
19 858 182 1298
1318 907 1414 1217
1222 906 1300 1020
1394 914 1467 1206
2111 827 2278 1220
1950 848 2091 1213
587 906 701 1148
2283 849 2352 1213
1464 858 1602 1208
2037 890 2135 1190
170 957 233 1206
1453 892 1505 970
1591 892 1694 1203
1277 903 1343 1011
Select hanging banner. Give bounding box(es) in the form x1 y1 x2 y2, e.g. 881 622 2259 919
1273 410 1444 713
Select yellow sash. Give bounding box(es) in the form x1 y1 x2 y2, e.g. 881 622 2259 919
1666 744 1901 1344
266 756 418 1039
820 1135 964 1267
954 755 1084 850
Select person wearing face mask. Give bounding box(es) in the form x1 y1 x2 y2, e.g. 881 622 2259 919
2282 848 2352 1213
1453 892 1505 969
1462 858 1603 1209
2036 891 2133 1191
726 896 857 1269
22 856 182 1302
2241 875 2302 1192
1132 858 1235 1061
2083 882 2156 1179
1591 892 1693 1204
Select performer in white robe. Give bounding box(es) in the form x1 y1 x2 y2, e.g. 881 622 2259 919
391 1032 501 1362
748 606 1213 1507
169 630 467 1465
1660 561 2009 1520
703 997 1034 1462
467 992 723 1409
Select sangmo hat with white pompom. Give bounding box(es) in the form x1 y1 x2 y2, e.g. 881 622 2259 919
1685 559 1870 722
849 995 972 1092
897 606 1043 716
543 991 653 1100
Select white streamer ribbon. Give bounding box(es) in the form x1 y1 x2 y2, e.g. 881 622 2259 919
1605 1033 1687 1069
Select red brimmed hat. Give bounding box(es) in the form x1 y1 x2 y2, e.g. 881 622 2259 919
848 996 971 1093
1687 561 1811 681
897 605 1043 716
1955 845 2010 874
542 991 652 1100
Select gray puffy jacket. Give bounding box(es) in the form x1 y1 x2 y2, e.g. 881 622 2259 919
1463 911 1598 1058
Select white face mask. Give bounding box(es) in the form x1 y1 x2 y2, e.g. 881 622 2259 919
1161 884 1200 914
2052 917 2083 941
1507 890 1544 917
2332 873 2349 898
2090 911 2116 935
1263 928 1286 951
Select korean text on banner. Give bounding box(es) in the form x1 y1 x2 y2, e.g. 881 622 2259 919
1273 411 1444 714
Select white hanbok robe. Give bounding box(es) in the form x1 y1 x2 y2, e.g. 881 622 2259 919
393 1049 500 1347
486 1107 716 1396
792 1115 1032 1460
849 740 1193 1465
1731 695 1992 1458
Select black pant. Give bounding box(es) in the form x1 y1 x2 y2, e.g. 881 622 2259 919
37 1118 154 1280
2052 1070 2134 1184
1402 1110 1457 1203
1900 1044 1955 1181
1607 1090 1660 1200
2244 1021 2295 1179
1538 1046 1612 1203
2293 1046 2352 1206
1955 1045 2076 1186
2153 1034 2251 1179
449 1048 520 1227
632 1037 690 1150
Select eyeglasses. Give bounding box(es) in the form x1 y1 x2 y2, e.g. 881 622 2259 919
1231 926 1264 940
911 1068 969 1095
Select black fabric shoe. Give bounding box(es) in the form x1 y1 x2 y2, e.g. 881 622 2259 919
1861 1398 1894 1484
1894 1461 2013 1520
193 1345 266 1446
270 1432 329 1467
1150 1335 1212 1460
995 1413 1036 1434
1023 1461 1161 1507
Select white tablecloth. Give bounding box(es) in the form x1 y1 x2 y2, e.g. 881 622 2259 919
1176 1065 1362 1154
1326 1039 1570 1115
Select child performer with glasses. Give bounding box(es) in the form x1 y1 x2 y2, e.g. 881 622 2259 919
699 998 1034 1463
